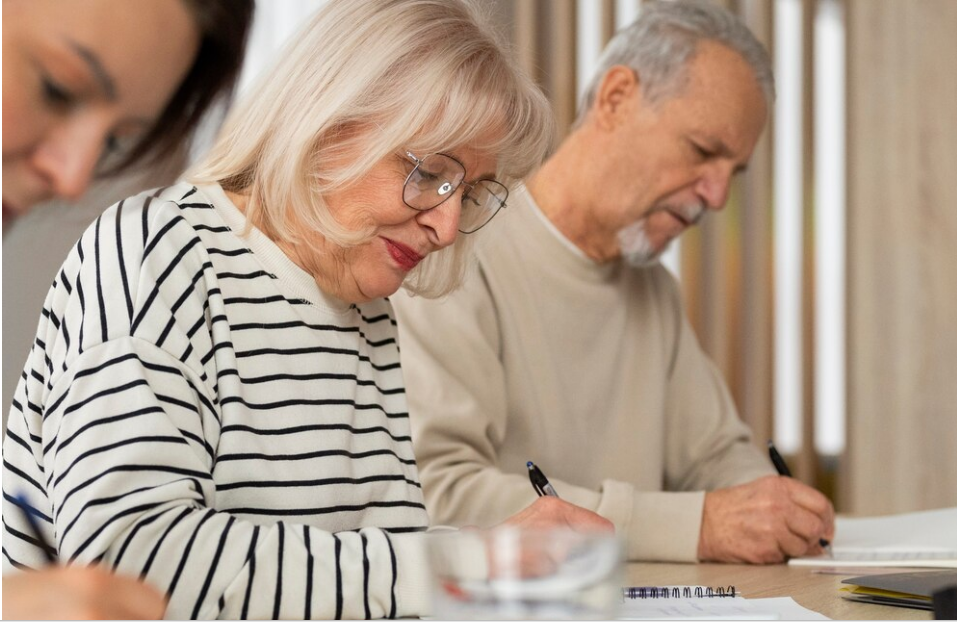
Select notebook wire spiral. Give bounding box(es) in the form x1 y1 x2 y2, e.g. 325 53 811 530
622 585 737 600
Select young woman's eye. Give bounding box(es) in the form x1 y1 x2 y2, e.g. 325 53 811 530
104 134 121 154
41 76 75 108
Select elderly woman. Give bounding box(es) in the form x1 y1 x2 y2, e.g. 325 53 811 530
1 0 611 618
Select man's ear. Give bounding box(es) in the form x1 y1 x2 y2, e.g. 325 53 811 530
591 65 642 130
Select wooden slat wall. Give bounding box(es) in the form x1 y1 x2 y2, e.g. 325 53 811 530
511 0 539 82
798 0 818 487
736 0 775 449
844 0 957 514
545 0 578 136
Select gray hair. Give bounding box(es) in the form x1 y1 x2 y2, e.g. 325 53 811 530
575 0 774 126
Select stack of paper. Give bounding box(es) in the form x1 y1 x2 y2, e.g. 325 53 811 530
789 507 957 568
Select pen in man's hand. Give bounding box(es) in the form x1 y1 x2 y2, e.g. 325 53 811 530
12 492 57 564
767 439 793 477
767 440 832 554
527 461 560 498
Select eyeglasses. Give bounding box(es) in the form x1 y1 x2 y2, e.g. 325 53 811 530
401 151 509 234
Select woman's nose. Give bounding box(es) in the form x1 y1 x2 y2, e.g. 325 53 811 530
417 193 462 248
31 120 110 200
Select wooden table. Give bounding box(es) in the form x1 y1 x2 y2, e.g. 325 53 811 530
625 562 933 620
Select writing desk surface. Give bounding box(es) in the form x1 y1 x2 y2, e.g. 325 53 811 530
626 562 932 620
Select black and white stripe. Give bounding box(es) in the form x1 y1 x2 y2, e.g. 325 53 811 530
3 183 430 619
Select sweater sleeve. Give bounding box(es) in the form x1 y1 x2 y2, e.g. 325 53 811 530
394 269 701 562
1 198 432 619
657 269 776 494
33 338 427 619
394 264 774 564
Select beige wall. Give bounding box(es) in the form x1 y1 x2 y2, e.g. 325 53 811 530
845 0 957 514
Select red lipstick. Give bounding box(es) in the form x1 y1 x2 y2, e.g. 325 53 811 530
383 237 424 271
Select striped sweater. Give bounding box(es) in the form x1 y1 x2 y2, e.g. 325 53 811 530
2 182 432 619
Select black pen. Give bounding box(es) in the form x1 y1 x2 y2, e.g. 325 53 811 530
767 440 832 554
12 492 57 564
527 461 560 498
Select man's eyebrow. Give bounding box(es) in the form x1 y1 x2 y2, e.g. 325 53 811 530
704 137 749 174
68 40 117 100
712 138 734 158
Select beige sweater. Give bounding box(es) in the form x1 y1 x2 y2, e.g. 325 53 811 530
392 184 774 562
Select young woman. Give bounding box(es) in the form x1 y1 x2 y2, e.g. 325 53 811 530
2 0 252 228
2 1 251 618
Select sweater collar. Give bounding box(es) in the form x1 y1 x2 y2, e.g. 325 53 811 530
195 183 354 315
508 183 620 282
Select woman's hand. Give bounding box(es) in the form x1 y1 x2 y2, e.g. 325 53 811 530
2 566 166 620
501 496 615 533
487 497 615 578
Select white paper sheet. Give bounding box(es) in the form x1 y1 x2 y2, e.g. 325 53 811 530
789 507 957 568
618 595 830 620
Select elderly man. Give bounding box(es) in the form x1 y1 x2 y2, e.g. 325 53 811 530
392 0 834 564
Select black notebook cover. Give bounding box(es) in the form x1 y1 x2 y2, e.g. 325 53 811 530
841 570 957 611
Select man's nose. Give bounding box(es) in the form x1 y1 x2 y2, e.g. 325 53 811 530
697 164 736 211
31 121 109 201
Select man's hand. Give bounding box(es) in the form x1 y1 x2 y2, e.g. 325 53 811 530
1 566 166 620
697 475 835 564
501 496 615 533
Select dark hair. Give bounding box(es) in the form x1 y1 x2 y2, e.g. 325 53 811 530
104 0 254 175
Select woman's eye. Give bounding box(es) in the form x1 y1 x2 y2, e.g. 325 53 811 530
42 76 75 108
104 134 121 154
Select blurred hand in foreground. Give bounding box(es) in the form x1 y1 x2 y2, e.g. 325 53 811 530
2 566 166 620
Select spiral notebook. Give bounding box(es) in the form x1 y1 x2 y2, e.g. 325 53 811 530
619 585 761 620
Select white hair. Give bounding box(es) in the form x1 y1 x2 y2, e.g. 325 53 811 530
575 0 774 127
188 0 553 297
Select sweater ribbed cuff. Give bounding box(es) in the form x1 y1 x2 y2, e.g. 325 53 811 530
629 490 705 562
391 532 434 617
593 480 706 562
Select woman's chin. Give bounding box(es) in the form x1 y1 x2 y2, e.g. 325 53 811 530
350 273 407 303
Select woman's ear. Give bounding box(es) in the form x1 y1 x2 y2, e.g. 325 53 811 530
591 65 642 131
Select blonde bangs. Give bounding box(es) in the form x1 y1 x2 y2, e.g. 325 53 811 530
398 43 554 298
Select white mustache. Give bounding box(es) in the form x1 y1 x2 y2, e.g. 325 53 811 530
662 203 705 226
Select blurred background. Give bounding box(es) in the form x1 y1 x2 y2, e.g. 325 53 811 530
3 0 955 515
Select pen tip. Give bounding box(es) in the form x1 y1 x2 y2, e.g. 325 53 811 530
527 461 533 468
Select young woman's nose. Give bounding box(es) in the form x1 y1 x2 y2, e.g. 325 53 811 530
32 119 111 200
